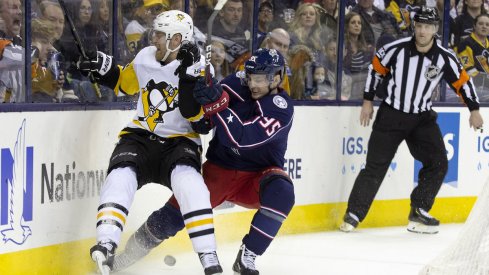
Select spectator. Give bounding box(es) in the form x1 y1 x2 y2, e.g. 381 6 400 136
385 0 424 36
289 44 315 99
318 37 352 100
344 11 374 100
90 0 110 53
193 0 214 31
451 0 486 47
210 40 230 81
319 0 338 32
57 0 100 102
214 0 248 46
457 13 489 101
30 19 71 103
289 3 326 54
352 0 401 48
213 0 250 67
125 0 168 55
39 1 65 42
0 0 24 102
257 1 275 44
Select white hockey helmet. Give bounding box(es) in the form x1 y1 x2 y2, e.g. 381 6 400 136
153 10 193 42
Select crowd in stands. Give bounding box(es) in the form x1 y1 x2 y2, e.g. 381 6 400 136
1 0 489 103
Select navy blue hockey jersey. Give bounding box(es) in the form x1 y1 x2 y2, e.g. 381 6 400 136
206 72 294 171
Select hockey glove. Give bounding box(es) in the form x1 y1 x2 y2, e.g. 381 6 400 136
191 117 213 134
174 41 201 79
77 51 114 79
193 77 229 116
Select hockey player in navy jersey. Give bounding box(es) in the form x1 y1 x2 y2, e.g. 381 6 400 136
76 10 222 275
111 48 295 275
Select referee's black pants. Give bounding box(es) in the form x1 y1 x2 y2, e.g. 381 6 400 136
347 103 448 222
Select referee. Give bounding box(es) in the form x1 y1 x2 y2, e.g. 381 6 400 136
340 7 484 234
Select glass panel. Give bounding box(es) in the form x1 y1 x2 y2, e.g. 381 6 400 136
0 0 24 103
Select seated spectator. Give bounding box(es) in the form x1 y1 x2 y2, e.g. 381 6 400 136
213 0 250 67
256 1 275 45
39 1 65 42
210 40 230 81
289 3 327 56
193 0 214 31
57 0 108 102
0 0 24 103
318 0 338 33
343 11 374 100
451 0 486 47
456 13 489 102
352 0 401 49
317 37 352 100
289 44 316 99
30 19 73 103
385 0 423 36
125 0 168 55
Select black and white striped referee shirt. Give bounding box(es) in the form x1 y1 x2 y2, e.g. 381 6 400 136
364 36 480 113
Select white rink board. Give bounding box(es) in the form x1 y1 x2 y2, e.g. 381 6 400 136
0 106 487 255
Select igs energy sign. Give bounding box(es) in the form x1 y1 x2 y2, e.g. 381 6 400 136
414 112 460 187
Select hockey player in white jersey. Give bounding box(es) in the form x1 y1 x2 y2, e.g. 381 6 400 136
77 10 223 275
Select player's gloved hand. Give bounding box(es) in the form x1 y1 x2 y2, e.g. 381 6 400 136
174 41 201 79
77 50 114 78
193 77 229 116
191 117 213 134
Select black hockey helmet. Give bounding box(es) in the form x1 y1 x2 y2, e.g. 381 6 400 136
413 6 440 25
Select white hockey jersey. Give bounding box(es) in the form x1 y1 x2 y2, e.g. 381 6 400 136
115 46 209 145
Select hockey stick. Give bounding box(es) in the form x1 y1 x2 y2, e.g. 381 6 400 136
57 0 102 98
205 0 229 86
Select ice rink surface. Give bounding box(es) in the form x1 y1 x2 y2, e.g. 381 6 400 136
94 223 463 275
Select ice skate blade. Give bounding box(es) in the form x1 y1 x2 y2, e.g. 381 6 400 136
407 221 439 234
339 222 355 232
92 250 110 275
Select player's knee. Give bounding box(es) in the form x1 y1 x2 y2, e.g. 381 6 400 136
146 203 185 241
261 178 295 215
170 164 209 198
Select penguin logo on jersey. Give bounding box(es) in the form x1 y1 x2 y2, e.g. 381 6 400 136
475 50 489 74
141 79 179 131
424 65 441 81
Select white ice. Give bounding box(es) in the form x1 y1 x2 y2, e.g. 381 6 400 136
94 224 463 275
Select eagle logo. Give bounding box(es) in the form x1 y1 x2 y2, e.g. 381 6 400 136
141 80 179 131
1 120 32 245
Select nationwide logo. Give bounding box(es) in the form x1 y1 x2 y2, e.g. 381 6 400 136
414 113 460 187
0 120 34 245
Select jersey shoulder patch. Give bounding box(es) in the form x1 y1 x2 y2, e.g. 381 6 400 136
272 95 288 109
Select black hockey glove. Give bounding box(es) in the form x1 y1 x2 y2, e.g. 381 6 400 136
77 50 114 78
193 77 229 115
174 41 201 79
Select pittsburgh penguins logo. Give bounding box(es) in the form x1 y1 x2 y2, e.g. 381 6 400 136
476 50 489 74
141 79 179 131
176 14 185 22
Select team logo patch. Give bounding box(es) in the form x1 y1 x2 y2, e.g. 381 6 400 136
176 14 185 22
273 95 287 109
424 64 441 81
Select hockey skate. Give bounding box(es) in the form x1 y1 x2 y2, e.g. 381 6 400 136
199 251 223 275
407 207 439 234
339 212 359 232
232 244 259 275
90 241 117 275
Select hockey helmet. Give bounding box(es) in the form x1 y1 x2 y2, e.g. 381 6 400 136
153 10 193 41
413 7 440 25
245 48 285 82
